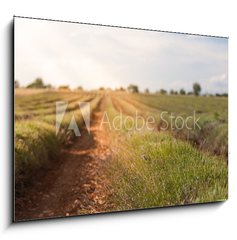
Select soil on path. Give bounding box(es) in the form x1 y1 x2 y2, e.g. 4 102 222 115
15 99 113 221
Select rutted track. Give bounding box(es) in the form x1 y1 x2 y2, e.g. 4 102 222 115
15 97 113 221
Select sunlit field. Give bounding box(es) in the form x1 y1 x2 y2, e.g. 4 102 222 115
15 89 228 217
15 89 102 193
103 92 227 209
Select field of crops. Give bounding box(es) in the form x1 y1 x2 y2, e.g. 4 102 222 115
110 92 228 157
14 89 102 192
14 89 228 213
103 92 228 210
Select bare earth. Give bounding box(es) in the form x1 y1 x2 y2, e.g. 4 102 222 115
15 100 113 221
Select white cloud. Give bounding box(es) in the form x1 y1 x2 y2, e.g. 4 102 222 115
209 73 227 84
15 18 228 93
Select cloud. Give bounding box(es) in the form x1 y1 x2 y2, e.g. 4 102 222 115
209 73 227 84
15 18 228 94
202 73 228 94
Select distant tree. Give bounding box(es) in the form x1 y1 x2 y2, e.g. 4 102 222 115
99 87 105 91
27 78 45 88
193 82 201 96
45 84 53 89
187 91 193 95
116 86 125 91
127 84 139 93
215 93 228 97
145 88 150 94
170 89 174 95
14 80 20 88
58 85 70 91
179 89 186 95
173 91 178 95
77 86 83 91
160 89 167 95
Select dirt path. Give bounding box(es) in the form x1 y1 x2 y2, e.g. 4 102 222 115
15 98 113 221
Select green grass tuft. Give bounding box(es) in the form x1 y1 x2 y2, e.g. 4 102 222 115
107 131 228 211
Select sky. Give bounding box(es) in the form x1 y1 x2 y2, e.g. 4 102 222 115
15 18 228 94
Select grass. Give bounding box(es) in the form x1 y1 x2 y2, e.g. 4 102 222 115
15 121 61 191
14 90 228 208
15 91 102 191
103 93 228 211
107 131 227 210
15 92 96 120
112 92 228 158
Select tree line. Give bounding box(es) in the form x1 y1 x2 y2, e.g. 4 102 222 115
127 82 227 97
15 78 227 97
127 82 202 96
